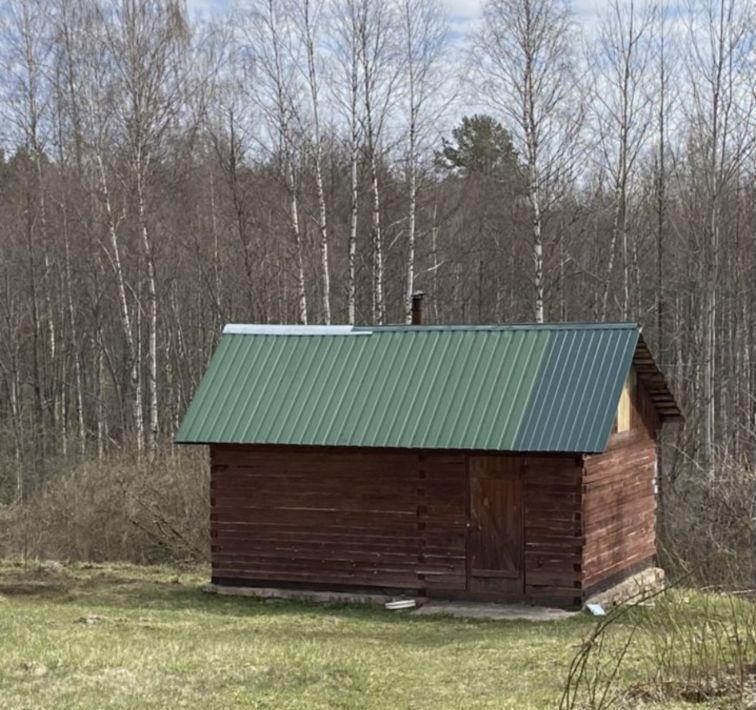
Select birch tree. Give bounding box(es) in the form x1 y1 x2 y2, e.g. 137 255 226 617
399 0 448 323
331 0 364 324
0 0 54 468
243 0 308 324
203 30 261 323
101 0 189 457
356 0 399 325
475 0 581 322
681 0 755 467
592 0 656 320
74 2 144 455
653 0 671 360
294 0 332 323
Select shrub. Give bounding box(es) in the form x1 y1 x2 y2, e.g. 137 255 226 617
560 588 756 709
661 454 755 588
0 449 209 564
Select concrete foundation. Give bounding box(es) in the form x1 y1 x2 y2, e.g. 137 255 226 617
204 583 396 605
411 602 576 622
205 567 666 619
584 567 666 609
204 584 577 621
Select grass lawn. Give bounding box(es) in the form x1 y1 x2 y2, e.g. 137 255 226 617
0 561 747 709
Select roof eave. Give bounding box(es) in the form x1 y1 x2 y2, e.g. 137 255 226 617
633 333 684 422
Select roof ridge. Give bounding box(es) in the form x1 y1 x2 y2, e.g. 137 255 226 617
222 322 639 335
223 325 370 336
363 322 638 331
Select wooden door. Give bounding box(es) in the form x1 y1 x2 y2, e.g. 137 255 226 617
467 457 524 596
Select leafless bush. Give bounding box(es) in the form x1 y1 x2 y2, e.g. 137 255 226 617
629 592 756 706
561 585 756 709
0 449 209 564
661 452 755 588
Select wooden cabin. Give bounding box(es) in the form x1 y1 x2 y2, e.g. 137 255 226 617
176 322 681 608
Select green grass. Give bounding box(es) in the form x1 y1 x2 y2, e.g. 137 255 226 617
0 561 748 709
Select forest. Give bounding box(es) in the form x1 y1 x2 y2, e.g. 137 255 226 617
0 0 753 584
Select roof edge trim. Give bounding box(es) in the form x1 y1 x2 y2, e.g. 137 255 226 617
223 324 372 336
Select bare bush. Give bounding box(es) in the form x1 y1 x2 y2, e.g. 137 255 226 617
0 450 209 564
661 452 755 589
561 588 756 709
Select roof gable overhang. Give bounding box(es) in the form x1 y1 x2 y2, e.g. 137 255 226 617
632 333 683 422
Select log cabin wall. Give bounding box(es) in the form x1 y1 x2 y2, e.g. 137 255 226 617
581 375 660 596
209 445 589 606
523 456 584 607
209 445 468 593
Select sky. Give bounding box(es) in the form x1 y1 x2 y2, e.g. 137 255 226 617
187 0 612 37
441 0 609 34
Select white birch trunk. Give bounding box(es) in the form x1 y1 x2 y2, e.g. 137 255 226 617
402 1 418 324
95 339 104 461
137 170 159 458
8 358 23 501
303 0 331 323
267 0 308 324
288 161 308 325
363 77 384 324
369 152 384 325
348 139 359 325
62 202 86 456
526 152 544 323
404 141 417 324
347 23 360 325
524 22 544 324
430 197 440 323
96 152 144 454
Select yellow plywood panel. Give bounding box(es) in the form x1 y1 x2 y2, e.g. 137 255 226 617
617 369 636 432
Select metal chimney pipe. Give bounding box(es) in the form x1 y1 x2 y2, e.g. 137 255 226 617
411 292 425 325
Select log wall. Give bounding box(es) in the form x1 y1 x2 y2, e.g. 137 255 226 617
209 445 467 592
523 456 583 606
581 377 659 594
209 445 588 606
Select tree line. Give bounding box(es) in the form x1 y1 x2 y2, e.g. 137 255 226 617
0 0 754 508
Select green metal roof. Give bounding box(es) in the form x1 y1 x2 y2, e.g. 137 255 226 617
175 322 663 453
